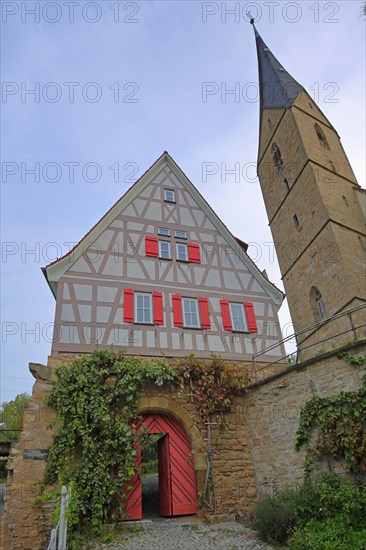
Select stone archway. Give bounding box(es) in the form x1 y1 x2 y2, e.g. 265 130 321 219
137 396 207 473
119 397 208 520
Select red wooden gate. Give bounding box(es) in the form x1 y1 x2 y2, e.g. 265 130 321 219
125 413 197 520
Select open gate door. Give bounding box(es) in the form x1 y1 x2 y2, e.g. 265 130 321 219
125 448 142 520
125 413 197 520
168 417 197 516
158 435 172 516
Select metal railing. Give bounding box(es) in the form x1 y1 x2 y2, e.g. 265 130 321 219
47 486 71 550
251 303 366 382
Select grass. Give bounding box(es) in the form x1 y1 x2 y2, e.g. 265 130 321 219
68 523 142 549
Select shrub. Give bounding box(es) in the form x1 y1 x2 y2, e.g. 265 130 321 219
252 474 366 546
289 517 366 550
252 487 299 544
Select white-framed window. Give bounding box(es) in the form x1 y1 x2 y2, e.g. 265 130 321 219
175 230 187 239
158 227 171 237
229 302 248 332
159 240 171 260
135 292 152 324
176 243 188 262
182 298 200 328
164 189 175 203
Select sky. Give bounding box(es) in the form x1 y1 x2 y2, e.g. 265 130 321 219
1 1 365 405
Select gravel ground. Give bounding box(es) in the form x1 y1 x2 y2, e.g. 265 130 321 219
88 520 275 550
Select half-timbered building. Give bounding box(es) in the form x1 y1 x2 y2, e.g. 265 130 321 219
43 151 285 366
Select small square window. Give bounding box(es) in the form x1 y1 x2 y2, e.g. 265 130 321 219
135 292 152 324
182 298 200 328
164 189 175 203
158 227 171 237
176 243 188 262
159 241 171 260
229 303 248 332
175 230 187 239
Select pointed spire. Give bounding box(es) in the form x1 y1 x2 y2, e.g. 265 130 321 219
252 24 303 109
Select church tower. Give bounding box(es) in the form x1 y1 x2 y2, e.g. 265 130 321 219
252 24 366 357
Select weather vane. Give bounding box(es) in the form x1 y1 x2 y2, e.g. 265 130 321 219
246 11 255 25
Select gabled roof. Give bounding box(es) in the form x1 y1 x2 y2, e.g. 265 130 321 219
43 152 284 306
253 24 303 110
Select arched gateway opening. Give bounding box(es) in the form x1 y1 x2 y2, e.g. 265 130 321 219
125 413 198 520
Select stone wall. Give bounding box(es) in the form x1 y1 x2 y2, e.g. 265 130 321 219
0 363 57 550
1 342 364 549
0 355 257 550
245 341 366 497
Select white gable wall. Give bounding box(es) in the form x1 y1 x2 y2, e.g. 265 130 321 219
48 158 285 362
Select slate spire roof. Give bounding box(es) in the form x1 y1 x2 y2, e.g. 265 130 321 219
252 23 304 109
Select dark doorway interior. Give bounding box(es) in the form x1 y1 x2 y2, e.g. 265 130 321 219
141 433 163 519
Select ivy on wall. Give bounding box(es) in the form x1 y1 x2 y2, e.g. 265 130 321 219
43 350 249 530
175 354 250 422
295 352 366 474
44 349 175 529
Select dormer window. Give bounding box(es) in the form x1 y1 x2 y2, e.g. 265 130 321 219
164 189 175 203
272 143 283 170
314 123 330 150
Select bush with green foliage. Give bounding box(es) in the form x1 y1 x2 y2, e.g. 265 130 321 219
289 517 366 550
253 474 366 548
252 487 299 544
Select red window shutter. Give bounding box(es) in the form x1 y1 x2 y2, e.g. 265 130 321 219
245 302 258 333
153 292 164 325
220 300 232 331
188 243 201 263
199 297 211 329
145 236 158 257
172 294 183 327
124 288 134 323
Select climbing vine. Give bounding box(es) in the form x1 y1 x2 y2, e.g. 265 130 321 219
43 350 250 530
175 354 250 422
44 349 175 530
295 352 366 474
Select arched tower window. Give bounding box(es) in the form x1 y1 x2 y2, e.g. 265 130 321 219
272 143 283 170
310 286 327 321
314 123 330 149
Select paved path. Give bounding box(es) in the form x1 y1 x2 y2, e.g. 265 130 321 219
88 521 274 550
